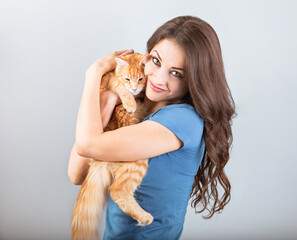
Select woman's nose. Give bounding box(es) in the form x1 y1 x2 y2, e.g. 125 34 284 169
153 69 168 85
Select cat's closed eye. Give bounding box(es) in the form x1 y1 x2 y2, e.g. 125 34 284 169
138 78 143 81
125 78 130 81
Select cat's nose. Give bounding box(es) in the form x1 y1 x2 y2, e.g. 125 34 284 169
132 88 137 91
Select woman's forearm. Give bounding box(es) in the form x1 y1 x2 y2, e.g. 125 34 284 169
69 89 117 185
68 141 91 185
75 72 104 151
100 90 119 129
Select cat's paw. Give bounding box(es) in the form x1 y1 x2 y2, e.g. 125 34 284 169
122 95 137 113
136 212 154 226
123 103 137 113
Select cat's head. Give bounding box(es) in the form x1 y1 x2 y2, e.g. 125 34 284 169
114 53 149 96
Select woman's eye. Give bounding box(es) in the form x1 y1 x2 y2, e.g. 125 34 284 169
125 78 130 81
152 57 160 66
172 71 183 78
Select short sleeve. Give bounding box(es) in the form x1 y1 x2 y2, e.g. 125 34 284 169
143 104 204 151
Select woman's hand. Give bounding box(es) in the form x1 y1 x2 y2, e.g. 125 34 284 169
85 49 134 82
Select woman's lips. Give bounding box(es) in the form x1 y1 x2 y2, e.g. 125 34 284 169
149 79 166 92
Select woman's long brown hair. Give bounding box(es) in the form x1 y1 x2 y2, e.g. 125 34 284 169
146 16 237 219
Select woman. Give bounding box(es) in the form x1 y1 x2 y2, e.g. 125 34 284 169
68 15 236 239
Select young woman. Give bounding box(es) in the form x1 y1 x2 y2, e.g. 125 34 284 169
68 15 236 239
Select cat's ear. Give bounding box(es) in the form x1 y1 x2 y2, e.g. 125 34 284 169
115 57 129 67
139 53 150 66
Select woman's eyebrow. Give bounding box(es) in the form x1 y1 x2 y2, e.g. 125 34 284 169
172 66 185 72
153 50 162 62
153 50 185 72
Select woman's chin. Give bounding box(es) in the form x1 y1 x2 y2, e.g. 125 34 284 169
146 88 163 102
146 91 160 102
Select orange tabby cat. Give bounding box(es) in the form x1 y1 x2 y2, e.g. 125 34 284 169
71 53 153 240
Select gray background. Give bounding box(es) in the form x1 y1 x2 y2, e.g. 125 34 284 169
1 0 296 239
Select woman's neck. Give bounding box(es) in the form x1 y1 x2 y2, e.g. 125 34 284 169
144 96 168 116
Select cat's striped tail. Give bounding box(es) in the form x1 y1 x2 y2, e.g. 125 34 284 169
71 161 112 240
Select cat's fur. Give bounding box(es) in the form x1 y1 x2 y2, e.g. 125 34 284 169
71 53 153 240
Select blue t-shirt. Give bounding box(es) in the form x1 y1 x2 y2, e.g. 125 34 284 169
103 103 205 240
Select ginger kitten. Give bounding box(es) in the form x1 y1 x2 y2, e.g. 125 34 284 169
71 53 153 240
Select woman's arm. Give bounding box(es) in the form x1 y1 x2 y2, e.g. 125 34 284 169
77 120 183 162
68 141 91 185
99 90 121 128
75 50 129 149
68 90 120 185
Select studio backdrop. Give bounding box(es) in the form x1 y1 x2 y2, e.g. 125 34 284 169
0 0 296 239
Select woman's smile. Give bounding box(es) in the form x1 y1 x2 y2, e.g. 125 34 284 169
148 78 167 92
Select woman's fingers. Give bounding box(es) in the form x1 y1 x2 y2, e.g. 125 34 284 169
112 50 126 56
86 49 135 79
114 49 134 56
121 49 134 55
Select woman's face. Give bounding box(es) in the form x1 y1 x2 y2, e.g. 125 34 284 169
144 38 188 103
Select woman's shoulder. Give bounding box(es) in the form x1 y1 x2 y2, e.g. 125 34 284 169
143 103 204 151
144 103 203 125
